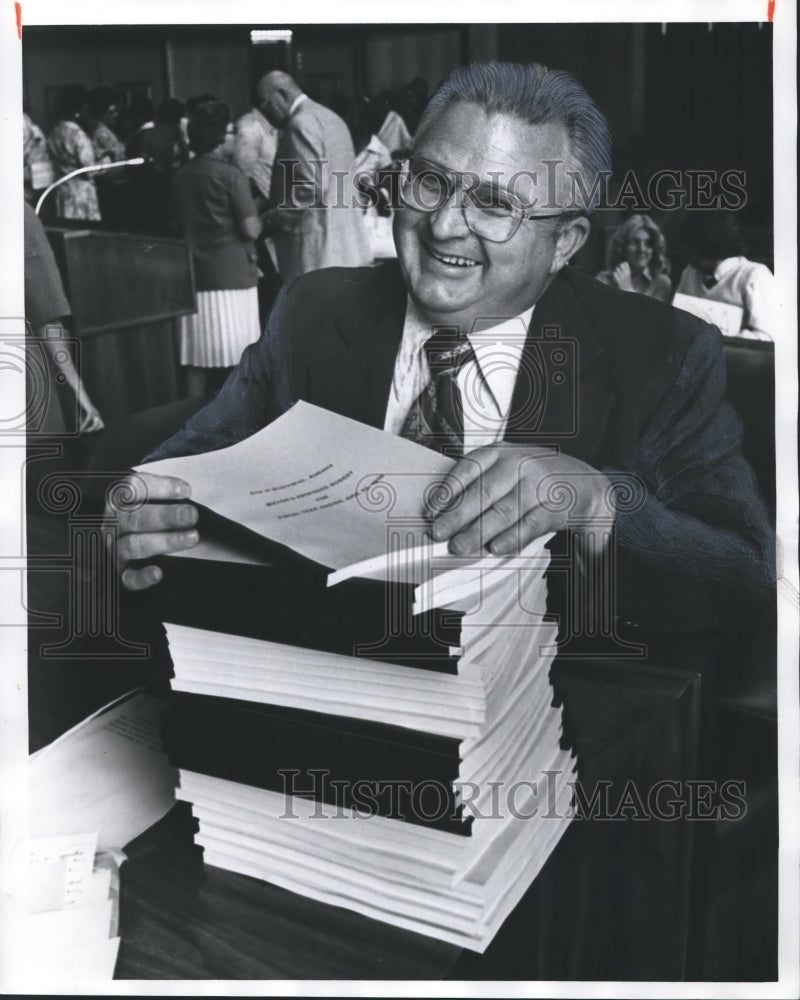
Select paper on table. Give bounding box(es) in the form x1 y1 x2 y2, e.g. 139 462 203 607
671 292 745 337
28 833 99 914
22 835 122 985
29 898 114 946
138 401 454 571
24 938 121 984
30 690 177 850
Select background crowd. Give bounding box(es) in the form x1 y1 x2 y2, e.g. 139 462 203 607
23 66 776 435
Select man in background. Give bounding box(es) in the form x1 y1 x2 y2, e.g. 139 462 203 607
233 82 279 206
258 70 372 281
676 209 775 340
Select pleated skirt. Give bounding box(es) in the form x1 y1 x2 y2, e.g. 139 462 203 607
179 288 261 368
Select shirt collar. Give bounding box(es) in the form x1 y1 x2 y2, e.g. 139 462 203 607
713 256 745 280
288 93 309 117
404 297 534 414
366 134 390 157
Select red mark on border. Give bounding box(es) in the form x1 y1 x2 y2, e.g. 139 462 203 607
767 0 775 21
15 2 22 38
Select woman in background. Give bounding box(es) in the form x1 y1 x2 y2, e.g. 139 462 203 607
596 214 672 302
23 111 54 204
171 101 261 396
47 87 101 223
85 87 125 164
24 201 104 437
84 87 128 228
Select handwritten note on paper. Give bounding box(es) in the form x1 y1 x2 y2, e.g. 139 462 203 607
28 833 99 914
24 834 121 986
138 401 454 570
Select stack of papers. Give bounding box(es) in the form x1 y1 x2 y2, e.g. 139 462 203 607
164 537 574 951
142 403 576 952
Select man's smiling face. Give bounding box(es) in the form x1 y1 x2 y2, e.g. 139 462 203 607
393 101 588 330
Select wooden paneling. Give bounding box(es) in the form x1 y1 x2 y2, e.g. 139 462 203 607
48 229 195 336
45 228 195 417
165 28 252 117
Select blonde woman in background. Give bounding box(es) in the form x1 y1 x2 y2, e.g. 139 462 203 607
596 214 672 302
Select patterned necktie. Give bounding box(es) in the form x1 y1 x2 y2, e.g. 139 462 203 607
401 326 476 457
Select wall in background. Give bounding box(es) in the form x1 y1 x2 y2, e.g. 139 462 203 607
23 28 165 130
165 28 252 119
364 28 463 94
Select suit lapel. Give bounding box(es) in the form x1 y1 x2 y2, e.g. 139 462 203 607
304 263 615 458
506 270 615 464
304 263 408 429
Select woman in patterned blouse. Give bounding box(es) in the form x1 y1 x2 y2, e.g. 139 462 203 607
47 87 101 223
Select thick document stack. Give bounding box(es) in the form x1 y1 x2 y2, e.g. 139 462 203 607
141 403 576 952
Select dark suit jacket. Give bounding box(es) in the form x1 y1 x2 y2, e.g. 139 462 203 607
149 261 774 630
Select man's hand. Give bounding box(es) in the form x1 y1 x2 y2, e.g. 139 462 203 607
425 445 615 556
612 262 634 291
106 472 200 591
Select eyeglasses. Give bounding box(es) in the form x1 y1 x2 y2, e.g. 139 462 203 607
397 155 572 243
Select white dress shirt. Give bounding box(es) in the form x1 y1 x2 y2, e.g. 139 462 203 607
233 107 279 202
383 297 534 452
676 256 775 340
288 93 309 117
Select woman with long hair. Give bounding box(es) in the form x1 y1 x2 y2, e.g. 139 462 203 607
596 214 672 302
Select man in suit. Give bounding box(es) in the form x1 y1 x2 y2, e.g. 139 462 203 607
114 61 773 630
257 70 372 282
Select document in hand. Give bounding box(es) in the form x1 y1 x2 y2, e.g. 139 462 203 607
137 401 454 573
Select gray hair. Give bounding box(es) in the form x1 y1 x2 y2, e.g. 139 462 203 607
416 61 612 214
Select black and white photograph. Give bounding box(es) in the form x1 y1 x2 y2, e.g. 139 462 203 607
1 0 797 993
